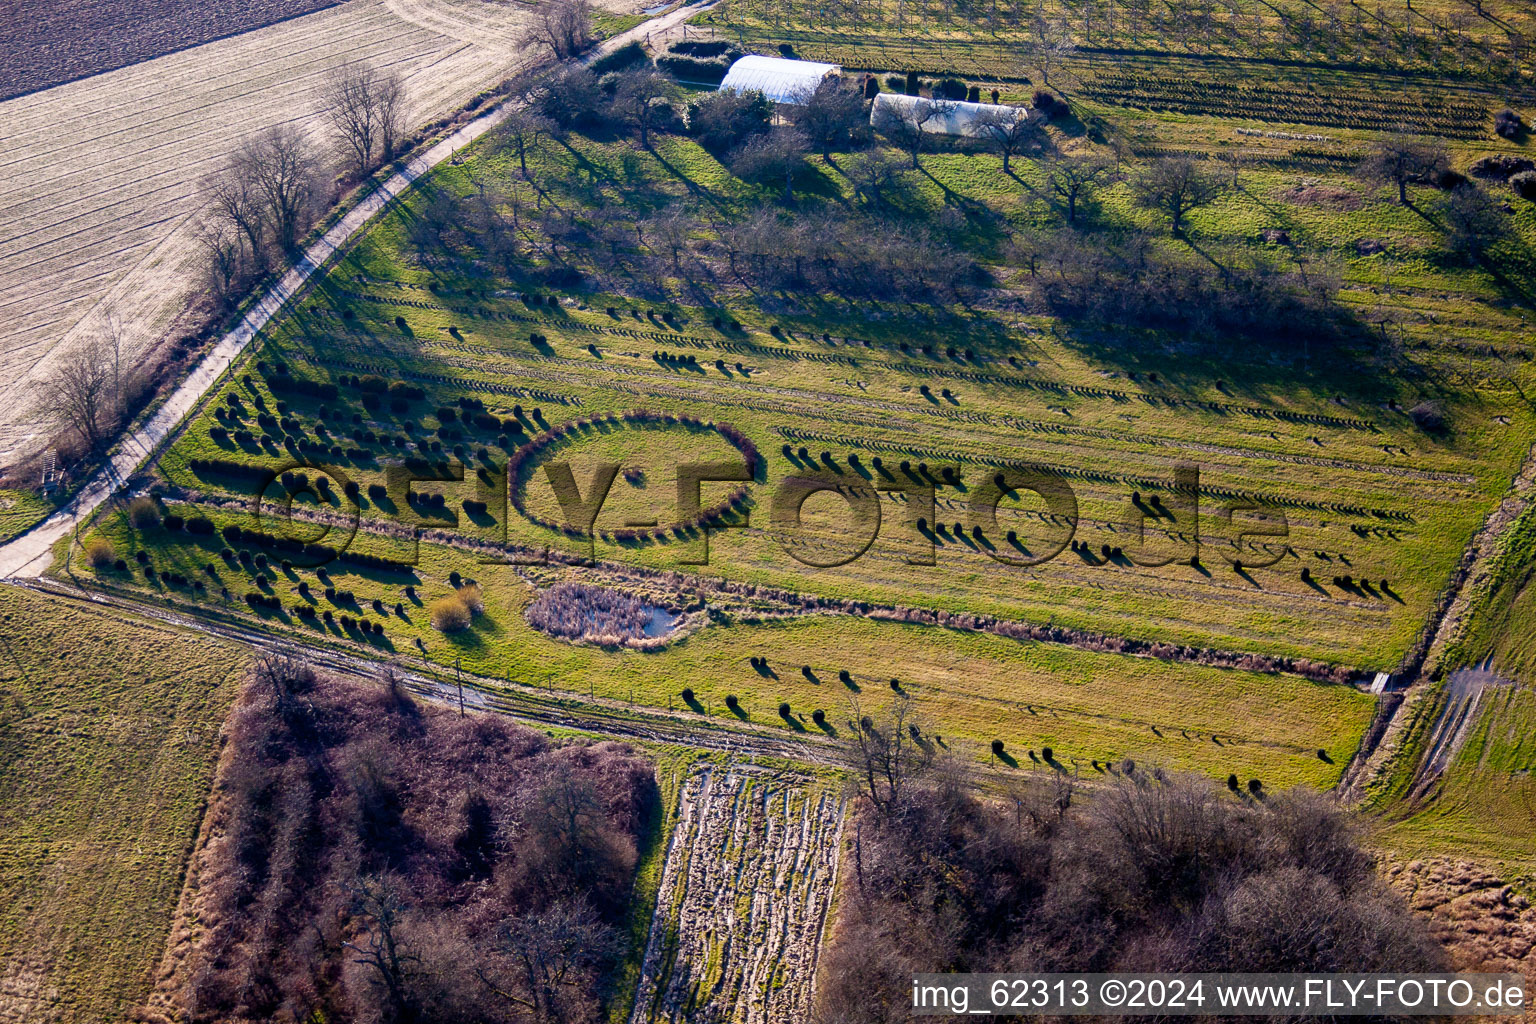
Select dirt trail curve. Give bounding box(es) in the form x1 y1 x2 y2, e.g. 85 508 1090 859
0 1 714 580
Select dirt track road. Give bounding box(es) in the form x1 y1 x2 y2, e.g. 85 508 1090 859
0 1 714 580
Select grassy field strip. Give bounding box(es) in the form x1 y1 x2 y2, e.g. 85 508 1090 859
628 764 843 1024
348 327 1480 483
1378 682 1536 863
0 586 248 1024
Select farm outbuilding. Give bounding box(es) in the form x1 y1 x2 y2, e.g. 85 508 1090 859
718 55 841 104
870 92 1031 136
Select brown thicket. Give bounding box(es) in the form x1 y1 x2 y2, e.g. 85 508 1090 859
817 770 1446 1024
169 657 656 1024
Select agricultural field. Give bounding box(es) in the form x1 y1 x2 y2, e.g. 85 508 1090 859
1374 680 1536 864
7 0 1536 1012
47 17 1536 806
0 0 544 473
69 486 1373 789
0 0 345 100
705 0 1535 85
0 586 248 1023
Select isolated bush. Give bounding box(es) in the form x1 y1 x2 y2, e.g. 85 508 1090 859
1511 171 1536 202
127 497 160 529
457 582 484 615
1495 108 1524 139
934 77 968 100
430 595 473 633
86 538 116 569
1468 154 1534 180
1409 400 1447 433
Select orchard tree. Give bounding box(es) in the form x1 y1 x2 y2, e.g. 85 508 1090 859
790 77 868 159
1130 156 1228 233
732 127 810 202
1045 151 1117 222
968 105 1041 173
496 106 555 179
1357 131 1449 205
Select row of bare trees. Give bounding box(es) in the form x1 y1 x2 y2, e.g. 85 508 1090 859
196 63 408 310
197 125 328 308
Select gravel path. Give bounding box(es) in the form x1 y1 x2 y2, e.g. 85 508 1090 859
0 1 714 580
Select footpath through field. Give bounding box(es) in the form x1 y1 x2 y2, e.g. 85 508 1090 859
0 0 714 580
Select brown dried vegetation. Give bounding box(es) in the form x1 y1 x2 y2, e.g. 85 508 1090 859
818 770 1447 1023
148 657 657 1024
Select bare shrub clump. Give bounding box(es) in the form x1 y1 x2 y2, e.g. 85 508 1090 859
160 663 656 1024
526 582 676 647
127 496 160 529
85 538 115 569
816 770 1446 1023
429 594 472 633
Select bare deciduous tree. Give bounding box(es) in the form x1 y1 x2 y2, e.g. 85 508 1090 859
1443 181 1510 260
871 96 954 167
1130 155 1229 233
612 70 676 149
790 77 868 159
1044 151 1118 222
1356 130 1449 205
521 0 594 59
342 874 421 1021
968 105 1042 173
205 156 269 271
1032 16 1078 86
195 218 245 308
480 901 619 1023
643 206 694 273
848 151 906 205
843 694 933 813
322 62 406 177
732 126 810 201
495 105 555 179
241 125 326 252
32 323 127 450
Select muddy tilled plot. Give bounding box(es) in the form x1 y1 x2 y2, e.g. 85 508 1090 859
630 765 846 1024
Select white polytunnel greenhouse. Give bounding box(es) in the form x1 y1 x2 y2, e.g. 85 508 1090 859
870 92 1033 137
717 55 842 105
